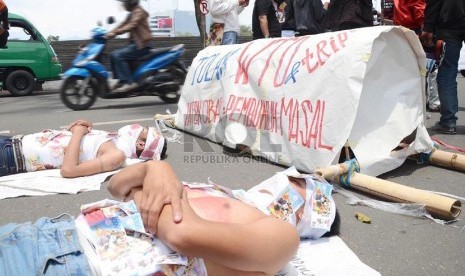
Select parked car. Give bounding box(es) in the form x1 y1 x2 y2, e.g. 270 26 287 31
459 43 465 77
0 13 62 96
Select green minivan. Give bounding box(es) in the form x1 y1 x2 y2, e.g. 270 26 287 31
0 13 62 96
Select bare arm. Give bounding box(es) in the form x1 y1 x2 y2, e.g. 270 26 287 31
107 160 183 234
141 189 300 275
120 162 300 274
60 120 125 178
258 15 270 37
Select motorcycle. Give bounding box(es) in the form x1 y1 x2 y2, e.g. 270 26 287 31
60 20 187 111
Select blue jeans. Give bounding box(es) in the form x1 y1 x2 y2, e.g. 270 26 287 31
436 29 465 127
221 31 239 45
0 136 16 176
0 214 90 275
110 42 152 84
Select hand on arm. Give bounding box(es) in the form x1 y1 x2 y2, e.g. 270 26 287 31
60 122 90 178
156 190 300 275
107 160 183 234
67 119 93 132
138 161 183 234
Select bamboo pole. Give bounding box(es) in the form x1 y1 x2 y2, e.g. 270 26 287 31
315 162 461 220
429 149 465 172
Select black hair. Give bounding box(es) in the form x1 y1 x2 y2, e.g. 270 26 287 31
322 209 341 237
160 139 168 160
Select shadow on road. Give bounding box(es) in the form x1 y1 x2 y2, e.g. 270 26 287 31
87 100 170 110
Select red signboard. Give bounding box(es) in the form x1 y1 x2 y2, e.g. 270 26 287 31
158 18 173 29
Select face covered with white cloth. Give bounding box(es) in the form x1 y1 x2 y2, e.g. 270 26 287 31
115 124 166 160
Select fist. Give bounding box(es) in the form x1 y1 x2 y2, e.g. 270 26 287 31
106 32 116 39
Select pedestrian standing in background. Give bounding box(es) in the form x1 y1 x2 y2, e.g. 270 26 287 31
286 0 329 36
393 0 425 34
280 0 296 37
420 0 465 135
252 0 282 39
392 0 441 112
206 0 249 46
0 0 8 48
322 0 374 31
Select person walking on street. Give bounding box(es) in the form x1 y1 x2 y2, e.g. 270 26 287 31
252 0 282 39
392 0 441 112
420 0 465 135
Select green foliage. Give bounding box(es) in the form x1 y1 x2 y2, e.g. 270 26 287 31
47 35 60 42
240 25 252 37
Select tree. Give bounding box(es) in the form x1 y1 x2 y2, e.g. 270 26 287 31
240 25 252 37
47 35 60 43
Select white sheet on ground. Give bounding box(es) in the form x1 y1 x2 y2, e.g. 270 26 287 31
0 169 115 200
283 236 380 276
0 158 145 200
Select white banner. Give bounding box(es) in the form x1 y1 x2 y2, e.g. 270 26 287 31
174 26 433 176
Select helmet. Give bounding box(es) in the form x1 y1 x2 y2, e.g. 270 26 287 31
117 0 139 11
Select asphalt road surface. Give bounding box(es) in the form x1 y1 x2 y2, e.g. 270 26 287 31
1 76 465 276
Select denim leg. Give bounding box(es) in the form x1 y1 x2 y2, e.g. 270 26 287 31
221 31 239 45
110 42 151 83
0 214 90 276
110 47 127 82
437 36 464 127
110 47 131 83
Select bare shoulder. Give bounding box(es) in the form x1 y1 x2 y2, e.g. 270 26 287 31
186 188 268 224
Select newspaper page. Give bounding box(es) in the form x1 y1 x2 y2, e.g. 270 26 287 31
77 199 189 276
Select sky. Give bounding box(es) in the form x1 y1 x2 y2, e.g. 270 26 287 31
7 0 255 40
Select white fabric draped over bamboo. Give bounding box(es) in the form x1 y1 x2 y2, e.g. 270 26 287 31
174 26 433 176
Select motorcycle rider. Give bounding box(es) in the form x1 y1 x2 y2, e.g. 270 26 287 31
105 0 153 93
